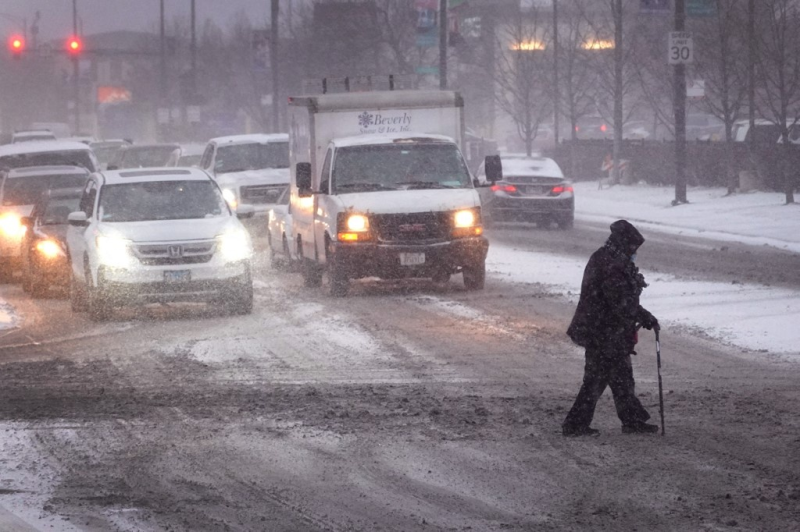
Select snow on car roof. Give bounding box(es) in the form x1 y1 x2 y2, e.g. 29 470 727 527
209 133 289 146
102 167 211 185
7 165 90 177
501 156 564 178
0 140 94 157
332 133 456 148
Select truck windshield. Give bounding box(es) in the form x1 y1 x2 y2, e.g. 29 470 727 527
215 142 290 174
332 143 471 193
99 181 228 222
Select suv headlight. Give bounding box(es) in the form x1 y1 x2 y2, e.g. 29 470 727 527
0 213 25 239
454 209 476 228
218 229 252 263
346 214 369 232
222 188 238 210
452 208 483 238
36 239 65 259
96 235 132 268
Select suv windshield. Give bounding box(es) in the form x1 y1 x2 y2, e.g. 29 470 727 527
41 196 81 225
332 143 472 192
214 142 290 173
118 147 179 169
0 151 95 172
1 174 89 206
99 180 228 222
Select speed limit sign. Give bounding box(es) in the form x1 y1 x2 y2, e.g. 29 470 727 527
668 32 694 64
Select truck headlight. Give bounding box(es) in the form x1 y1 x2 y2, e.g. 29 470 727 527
36 239 64 259
222 188 238 210
218 229 252 263
346 214 369 232
454 209 476 228
0 213 25 239
96 235 132 268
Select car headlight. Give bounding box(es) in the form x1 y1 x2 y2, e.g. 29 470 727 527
0 213 25 239
96 235 132 268
218 229 252 263
454 209 476 228
222 188 238 210
346 214 369 232
36 239 65 259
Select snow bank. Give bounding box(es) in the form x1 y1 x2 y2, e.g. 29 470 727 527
573 182 800 253
487 243 800 356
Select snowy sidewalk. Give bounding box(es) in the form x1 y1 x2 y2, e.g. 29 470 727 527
573 182 800 253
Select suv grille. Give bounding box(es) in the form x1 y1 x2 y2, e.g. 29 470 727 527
132 240 216 266
240 184 284 204
371 212 451 244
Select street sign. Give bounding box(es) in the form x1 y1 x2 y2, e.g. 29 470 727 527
668 32 694 65
687 0 716 17
640 0 670 14
416 65 440 75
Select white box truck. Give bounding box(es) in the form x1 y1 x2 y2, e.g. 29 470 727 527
287 90 490 296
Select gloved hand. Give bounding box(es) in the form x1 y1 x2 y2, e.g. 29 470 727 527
640 311 660 332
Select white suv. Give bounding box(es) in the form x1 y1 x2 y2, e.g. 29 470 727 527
66 168 255 321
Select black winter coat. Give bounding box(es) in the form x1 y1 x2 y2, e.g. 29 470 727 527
567 242 655 354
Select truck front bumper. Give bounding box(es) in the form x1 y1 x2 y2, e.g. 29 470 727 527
330 236 488 280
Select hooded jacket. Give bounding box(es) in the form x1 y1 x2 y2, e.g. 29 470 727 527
567 220 655 353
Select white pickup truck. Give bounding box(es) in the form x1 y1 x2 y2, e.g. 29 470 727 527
287 90 490 296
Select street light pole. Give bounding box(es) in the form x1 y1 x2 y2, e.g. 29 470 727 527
612 0 623 184
673 0 688 204
439 0 447 89
748 0 755 149
270 0 280 132
553 0 560 147
72 0 80 134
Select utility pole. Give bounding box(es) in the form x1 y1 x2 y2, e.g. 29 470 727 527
270 0 280 132
439 0 447 89
553 0 560 147
612 0 623 184
747 0 755 149
72 0 80 134
190 0 197 94
673 0 688 204
160 0 166 100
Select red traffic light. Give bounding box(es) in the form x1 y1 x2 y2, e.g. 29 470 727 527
8 35 25 55
66 36 82 54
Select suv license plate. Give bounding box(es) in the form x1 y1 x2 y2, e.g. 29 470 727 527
164 270 191 283
399 252 425 266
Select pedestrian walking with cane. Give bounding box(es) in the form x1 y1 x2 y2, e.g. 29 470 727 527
562 220 661 437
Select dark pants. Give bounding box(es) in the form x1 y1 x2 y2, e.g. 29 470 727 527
563 345 650 429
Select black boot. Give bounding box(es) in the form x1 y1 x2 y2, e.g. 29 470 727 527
562 425 600 437
621 422 659 434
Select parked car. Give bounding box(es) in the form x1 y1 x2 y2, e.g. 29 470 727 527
266 186 294 268
65 167 256 321
0 165 90 281
12 129 57 143
20 187 83 296
107 143 180 170
90 139 132 170
0 140 98 173
574 116 612 140
476 154 574 229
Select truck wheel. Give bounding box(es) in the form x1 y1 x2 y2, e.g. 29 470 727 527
88 287 111 322
327 262 349 297
463 260 486 291
70 275 88 312
30 271 47 299
302 260 323 287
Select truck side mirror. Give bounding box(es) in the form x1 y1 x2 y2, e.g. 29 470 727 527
296 162 312 197
484 155 502 184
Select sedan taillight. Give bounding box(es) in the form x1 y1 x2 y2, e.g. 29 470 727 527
551 185 574 195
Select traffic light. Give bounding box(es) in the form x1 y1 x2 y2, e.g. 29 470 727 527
66 36 82 55
8 35 25 59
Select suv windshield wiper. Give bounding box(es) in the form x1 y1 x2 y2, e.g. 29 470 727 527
336 182 399 192
403 181 458 190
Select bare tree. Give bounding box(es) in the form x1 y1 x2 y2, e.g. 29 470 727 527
559 0 598 141
756 0 800 204
493 5 554 156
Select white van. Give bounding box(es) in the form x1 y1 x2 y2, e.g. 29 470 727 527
287 90 489 296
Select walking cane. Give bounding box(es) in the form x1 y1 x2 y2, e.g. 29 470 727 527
655 329 665 436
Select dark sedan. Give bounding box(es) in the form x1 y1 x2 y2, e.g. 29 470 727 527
20 188 82 297
477 155 574 229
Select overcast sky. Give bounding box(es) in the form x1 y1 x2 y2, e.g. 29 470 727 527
0 1 279 39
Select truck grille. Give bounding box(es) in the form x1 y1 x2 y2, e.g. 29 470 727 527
132 240 216 265
371 212 451 244
240 184 284 205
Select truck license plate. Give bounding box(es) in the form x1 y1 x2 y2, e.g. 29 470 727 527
164 270 191 283
399 252 425 266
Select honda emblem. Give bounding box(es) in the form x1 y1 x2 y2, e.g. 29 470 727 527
168 245 183 258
